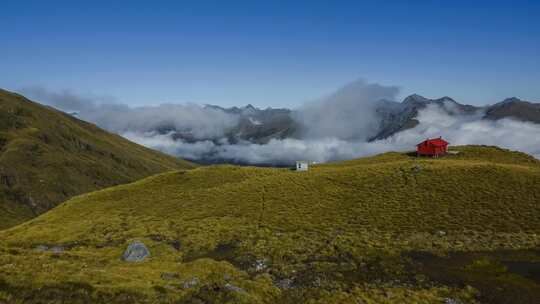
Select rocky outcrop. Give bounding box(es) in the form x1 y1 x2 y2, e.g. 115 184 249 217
369 94 481 141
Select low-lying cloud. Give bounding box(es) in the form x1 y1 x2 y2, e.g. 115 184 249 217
21 87 238 139
295 80 400 140
122 132 400 165
395 103 540 159
19 83 540 165
120 100 540 164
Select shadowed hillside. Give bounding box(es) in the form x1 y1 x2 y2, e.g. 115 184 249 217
0 89 195 229
0 146 539 303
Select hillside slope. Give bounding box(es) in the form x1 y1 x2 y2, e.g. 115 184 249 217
0 146 539 303
0 89 195 229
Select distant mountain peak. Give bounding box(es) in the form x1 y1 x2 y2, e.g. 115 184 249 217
484 97 540 124
402 94 460 106
203 104 226 111
501 97 522 104
241 104 257 115
403 94 429 104
438 96 456 102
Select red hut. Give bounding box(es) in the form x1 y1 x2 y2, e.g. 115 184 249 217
416 137 449 157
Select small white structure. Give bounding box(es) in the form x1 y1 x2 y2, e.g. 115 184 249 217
295 161 309 171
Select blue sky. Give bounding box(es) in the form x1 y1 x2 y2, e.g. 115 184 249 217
1 0 539 107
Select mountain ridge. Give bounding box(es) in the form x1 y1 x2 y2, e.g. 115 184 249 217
0 88 195 229
178 94 540 146
372 94 540 140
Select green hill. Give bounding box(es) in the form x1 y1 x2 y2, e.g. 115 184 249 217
0 89 195 229
0 146 539 303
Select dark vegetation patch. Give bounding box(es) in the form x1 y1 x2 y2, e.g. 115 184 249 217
0 135 8 152
408 249 540 304
0 280 149 304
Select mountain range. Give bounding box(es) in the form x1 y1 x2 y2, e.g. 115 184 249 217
154 95 540 150
371 95 540 141
204 104 297 144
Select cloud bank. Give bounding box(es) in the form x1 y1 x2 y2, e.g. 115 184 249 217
295 80 400 141
395 103 540 159
121 102 540 164
21 87 238 139
20 83 540 165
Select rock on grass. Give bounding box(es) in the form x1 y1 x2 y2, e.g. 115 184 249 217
122 241 150 262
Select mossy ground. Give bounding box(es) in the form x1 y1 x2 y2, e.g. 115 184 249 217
0 89 195 229
0 146 539 303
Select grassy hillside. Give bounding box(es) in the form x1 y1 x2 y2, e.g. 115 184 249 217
0 146 539 303
0 89 195 229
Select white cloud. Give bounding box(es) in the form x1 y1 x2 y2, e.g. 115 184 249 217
122 131 218 160
20 87 239 139
294 79 399 140
123 103 540 164
19 84 540 164
401 104 540 158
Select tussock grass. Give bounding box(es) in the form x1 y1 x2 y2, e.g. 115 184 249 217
0 145 539 303
0 89 194 229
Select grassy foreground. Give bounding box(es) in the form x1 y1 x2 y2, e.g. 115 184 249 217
0 146 539 303
0 89 194 229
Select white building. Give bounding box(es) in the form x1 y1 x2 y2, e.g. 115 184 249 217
295 161 309 171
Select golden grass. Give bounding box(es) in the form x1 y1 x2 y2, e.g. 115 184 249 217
0 145 539 303
0 89 195 229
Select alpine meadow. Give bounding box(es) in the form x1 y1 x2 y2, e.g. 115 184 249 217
1 1 539 304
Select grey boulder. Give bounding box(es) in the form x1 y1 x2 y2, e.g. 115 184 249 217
224 283 247 294
182 277 200 289
122 241 150 262
35 245 64 253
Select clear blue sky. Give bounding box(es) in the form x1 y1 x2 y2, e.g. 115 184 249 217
1 0 539 107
